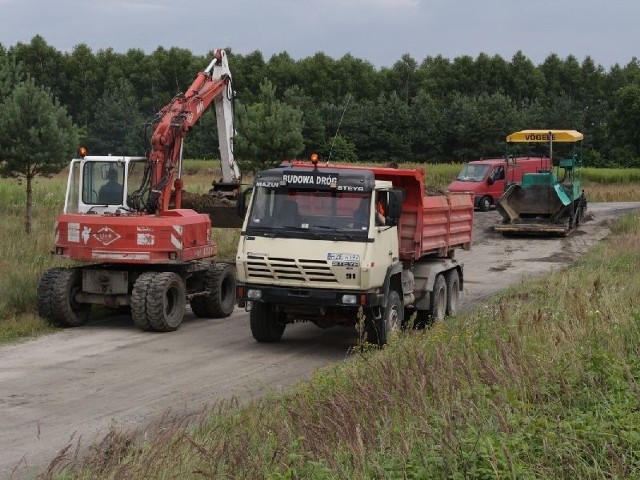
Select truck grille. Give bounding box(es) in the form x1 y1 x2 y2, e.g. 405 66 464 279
246 256 338 283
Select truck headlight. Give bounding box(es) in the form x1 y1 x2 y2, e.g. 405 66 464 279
247 289 262 300
341 294 357 305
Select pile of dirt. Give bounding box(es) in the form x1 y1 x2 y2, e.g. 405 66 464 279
181 191 235 211
180 191 243 227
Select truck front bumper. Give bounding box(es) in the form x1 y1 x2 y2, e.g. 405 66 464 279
237 284 384 309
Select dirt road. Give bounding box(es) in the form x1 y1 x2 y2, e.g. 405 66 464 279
1 202 638 479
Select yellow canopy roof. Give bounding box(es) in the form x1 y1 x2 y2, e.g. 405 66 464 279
506 129 583 143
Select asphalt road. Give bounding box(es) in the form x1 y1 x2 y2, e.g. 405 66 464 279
1 202 639 479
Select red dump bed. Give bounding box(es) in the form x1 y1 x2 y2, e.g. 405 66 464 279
370 166 474 260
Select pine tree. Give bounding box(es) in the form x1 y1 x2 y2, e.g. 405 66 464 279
0 77 78 233
234 79 304 173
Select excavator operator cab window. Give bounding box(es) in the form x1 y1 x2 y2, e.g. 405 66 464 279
82 161 125 205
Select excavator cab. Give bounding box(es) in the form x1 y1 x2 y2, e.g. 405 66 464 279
63 153 148 214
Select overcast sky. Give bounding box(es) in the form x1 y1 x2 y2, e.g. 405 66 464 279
1 0 638 69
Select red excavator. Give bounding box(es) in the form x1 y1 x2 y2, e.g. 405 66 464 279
37 49 241 332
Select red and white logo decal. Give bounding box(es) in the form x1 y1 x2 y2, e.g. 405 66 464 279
92 226 122 246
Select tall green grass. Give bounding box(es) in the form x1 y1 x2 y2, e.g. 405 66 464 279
0 177 65 339
582 167 640 183
43 211 640 478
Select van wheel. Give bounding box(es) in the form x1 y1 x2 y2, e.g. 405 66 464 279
478 196 492 212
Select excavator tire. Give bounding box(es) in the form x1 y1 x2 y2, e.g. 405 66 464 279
146 272 186 332
36 267 63 320
131 272 186 332
191 263 236 318
250 301 285 342
131 272 157 331
37 267 90 327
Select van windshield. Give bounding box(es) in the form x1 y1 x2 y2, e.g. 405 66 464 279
456 164 490 182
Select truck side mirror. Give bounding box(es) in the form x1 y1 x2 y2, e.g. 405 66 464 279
487 177 494 186
237 187 253 218
385 189 404 225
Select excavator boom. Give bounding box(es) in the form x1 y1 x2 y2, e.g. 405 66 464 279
147 49 240 213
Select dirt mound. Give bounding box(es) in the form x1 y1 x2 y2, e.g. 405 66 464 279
181 191 235 211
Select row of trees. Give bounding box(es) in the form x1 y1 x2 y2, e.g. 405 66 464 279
2 35 640 173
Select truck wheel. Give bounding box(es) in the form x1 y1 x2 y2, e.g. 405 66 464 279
132 272 186 332
250 302 285 342
429 274 447 323
445 269 460 316
191 263 236 318
366 290 403 346
131 272 157 331
37 267 90 327
478 196 492 212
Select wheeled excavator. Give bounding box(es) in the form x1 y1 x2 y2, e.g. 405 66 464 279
37 49 242 332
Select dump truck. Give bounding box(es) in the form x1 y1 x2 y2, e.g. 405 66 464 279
495 129 587 236
235 155 474 345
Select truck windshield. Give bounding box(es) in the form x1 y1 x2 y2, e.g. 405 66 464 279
247 187 371 237
456 164 490 182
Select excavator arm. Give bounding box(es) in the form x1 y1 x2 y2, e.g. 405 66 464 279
146 49 240 213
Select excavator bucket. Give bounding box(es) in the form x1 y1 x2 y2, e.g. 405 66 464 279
181 191 244 228
206 203 244 228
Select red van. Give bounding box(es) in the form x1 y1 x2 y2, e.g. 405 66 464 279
446 157 551 211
